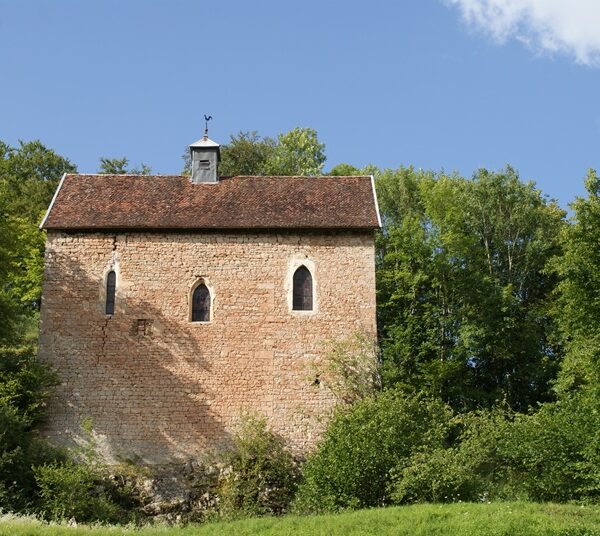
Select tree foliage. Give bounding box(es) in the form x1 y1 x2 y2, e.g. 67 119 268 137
0 140 76 224
314 332 381 405
0 140 76 314
218 132 277 177
376 166 565 410
217 415 299 518
0 140 71 511
389 408 512 504
98 157 151 175
267 127 325 176
328 163 361 176
0 347 58 511
389 393 600 505
34 460 123 523
552 169 600 394
294 390 452 512
0 184 19 342
183 127 326 176
502 394 600 502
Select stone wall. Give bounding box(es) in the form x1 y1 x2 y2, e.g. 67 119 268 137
38 230 377 464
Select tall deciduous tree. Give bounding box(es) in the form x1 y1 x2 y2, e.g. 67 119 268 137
98 157 151 175
218 131 277 176
0 141 65 511
377 166 565 410
0 140 76 316
0 182 19 343
552 169 600 395
0 140 76 224
266 127 325 176
182 127 326 176
328 163 361 176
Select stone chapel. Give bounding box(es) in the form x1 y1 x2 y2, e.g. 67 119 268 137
38 133 380 464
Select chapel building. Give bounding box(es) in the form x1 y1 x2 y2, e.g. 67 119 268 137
38 134 380 464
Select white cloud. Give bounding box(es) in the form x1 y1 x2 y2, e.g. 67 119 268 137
445 0 600 66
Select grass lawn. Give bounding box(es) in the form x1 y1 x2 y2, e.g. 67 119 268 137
1 502 600 536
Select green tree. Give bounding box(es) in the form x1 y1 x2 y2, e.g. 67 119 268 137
552 169 600 395
294 390 452 512
266 127 325 176
0 184 20 342
0 344 58 511
0 140 99 513
0 140 76 313
218 131 277 176
0 140 76 224
98 157 151 175
182 127 326 176
377 166 565 410
328 163 361 176
501 393 600 502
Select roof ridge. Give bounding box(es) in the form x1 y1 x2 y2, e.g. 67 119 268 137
70 173 183 177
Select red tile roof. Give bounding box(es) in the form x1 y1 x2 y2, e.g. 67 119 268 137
41 174 380 231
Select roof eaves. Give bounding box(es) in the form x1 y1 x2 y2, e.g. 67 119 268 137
43 225 379 232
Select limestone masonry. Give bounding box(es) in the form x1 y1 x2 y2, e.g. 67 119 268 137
38 136 379 464
39 230 376 463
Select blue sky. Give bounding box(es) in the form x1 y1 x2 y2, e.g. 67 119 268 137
1 0 599 207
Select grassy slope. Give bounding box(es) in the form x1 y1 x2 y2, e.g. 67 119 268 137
2 503 600 536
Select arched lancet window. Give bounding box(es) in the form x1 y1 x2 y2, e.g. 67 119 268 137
105 270 116 315
192 283 211 322
293 266 313 311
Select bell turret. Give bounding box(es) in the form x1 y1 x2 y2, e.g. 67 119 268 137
189 119 220 183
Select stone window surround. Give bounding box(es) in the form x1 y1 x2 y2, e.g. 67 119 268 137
101 260 120 316
286 257 318 316
99 258 318 321
188 277 215 323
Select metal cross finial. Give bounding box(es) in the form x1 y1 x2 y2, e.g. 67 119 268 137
204 114 213 137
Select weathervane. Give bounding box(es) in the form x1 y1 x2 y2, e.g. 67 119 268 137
204 114 213 137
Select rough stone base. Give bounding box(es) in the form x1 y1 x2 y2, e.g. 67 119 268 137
109 461 223 524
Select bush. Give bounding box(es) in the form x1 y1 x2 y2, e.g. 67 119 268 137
500 393 600 502
0 346 58 511
0 346 57 426
33 418 146 524
217 415 299 518
390 409 513 504
0 405 32 509
34 460 127 523
388 395 600 505
33 459 148 524
294 390 453 512
314 332 381 406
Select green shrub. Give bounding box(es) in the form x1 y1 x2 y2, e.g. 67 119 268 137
0 346 58 511
217 415 299 518
390 409 514 504
33 419 146 524
388 395 600 505
499 393 600 502
314 332 381 405
0 346 57 427
294 390 453 512
0 405 30 508
34 460 123 523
